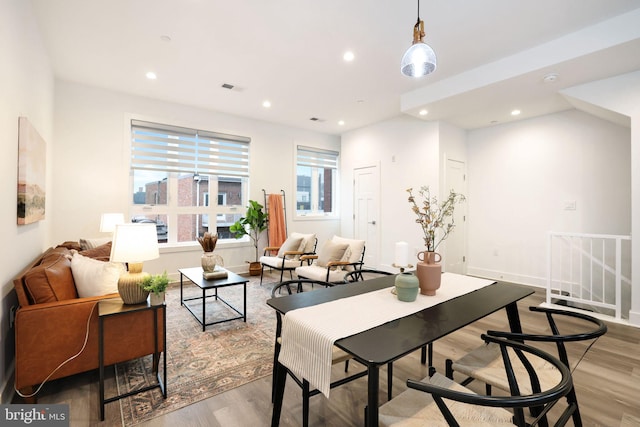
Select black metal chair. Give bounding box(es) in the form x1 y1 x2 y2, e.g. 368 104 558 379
270 279 367 427
259 234 317 285
379 334 578 427
445 306 607 427
343 268 392 283
295 237 366 283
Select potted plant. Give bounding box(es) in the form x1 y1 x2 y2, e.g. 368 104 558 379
230 200 268 275
142 271 170 305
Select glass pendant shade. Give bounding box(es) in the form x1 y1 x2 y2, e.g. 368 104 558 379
401 42 437 77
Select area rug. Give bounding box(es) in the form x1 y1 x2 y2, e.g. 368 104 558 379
114 274 279 425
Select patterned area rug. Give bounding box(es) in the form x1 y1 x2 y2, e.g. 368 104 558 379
115 274 278 425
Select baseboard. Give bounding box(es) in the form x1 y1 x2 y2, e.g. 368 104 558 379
465 267 546 288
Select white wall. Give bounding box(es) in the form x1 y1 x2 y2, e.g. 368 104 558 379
53 80 341 276
466 109 631 286
341 116 442 269
0 0 54 403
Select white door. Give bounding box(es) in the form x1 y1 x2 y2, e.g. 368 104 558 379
445 159 466 274
354 165 379 268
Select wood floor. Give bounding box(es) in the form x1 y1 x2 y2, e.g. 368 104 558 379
28 284 640 427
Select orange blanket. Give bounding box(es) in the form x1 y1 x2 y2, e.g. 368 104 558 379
268 194 286 247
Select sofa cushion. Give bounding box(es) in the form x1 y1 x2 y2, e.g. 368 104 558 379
71 252 124 298
79 241 112 261
23 253 78 304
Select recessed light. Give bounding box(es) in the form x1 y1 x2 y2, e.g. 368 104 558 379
160 35 172 42
338 120 345 126
511 109 521 116
543 73 558 83
262 100 271 108
343 51 355 62
146 71 157 80
419 109 428 116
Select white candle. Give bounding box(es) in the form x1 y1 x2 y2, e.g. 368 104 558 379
395 241 409 267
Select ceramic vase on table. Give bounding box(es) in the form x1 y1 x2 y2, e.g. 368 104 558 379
201 252 217 273
416 251 442 296
395 271 419 302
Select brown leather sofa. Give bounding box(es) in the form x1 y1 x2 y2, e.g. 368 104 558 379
13 242 164 400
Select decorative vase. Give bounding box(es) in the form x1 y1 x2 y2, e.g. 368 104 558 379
201 252 217 272
395 272 419 302
149 291 165 306
118 280 150 305
416 251 442 296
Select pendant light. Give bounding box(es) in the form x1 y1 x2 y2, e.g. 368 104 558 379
400 0 437 77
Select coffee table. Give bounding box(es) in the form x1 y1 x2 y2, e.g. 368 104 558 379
179 267 248 331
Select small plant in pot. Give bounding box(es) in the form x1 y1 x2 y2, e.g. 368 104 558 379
229 200 268 275
142 271 170 305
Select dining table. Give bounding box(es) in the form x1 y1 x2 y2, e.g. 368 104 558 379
267 273 534 427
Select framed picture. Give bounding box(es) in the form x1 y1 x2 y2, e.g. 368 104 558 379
17 117 46 225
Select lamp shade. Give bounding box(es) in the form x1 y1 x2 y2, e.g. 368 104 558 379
401 42 436 77
99 213 125 233
110 223 159 263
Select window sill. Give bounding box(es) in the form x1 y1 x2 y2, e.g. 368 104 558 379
293 215 340 222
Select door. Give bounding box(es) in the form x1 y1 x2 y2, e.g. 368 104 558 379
354 165 379 268
445 159 466 274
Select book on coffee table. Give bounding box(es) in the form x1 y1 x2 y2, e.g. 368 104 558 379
202 266 228 280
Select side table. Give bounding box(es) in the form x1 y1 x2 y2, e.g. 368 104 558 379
98 298 167 421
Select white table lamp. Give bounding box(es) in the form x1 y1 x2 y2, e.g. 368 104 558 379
110 223 159 304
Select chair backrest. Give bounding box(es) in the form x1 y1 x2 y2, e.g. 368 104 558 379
409 334 576 427
270 279 333 298
487 306 607 369
343 269 392 283
331 236 365 271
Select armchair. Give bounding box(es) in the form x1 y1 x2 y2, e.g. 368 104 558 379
259 232 317 285
295 236 365 283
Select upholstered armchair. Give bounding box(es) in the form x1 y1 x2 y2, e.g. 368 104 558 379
259 232 317 285
295 236 365 283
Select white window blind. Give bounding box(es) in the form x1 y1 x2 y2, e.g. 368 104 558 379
131 120 250 177
297 146 339 169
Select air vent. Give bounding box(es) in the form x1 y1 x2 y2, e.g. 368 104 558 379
309 117 325 122
221 83 234 90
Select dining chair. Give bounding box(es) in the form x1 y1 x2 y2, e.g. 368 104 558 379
259 232 317 285
270 279 368 427
379 334 578 427
445 306 606 427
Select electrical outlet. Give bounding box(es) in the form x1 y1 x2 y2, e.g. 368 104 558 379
9 305 17 329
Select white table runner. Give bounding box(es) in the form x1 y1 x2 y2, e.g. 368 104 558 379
278 273 495 397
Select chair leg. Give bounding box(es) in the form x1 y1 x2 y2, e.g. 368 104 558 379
344 360 349 372
260 265 265 285
445 358 454 379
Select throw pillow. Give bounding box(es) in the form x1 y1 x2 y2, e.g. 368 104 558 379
316 240 349 268
79 241 112 261
23 253 78 304
276 236 304 258
79 237 111 251
71 252 124 298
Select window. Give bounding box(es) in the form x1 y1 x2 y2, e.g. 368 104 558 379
295 145 339 217
130 119 250 244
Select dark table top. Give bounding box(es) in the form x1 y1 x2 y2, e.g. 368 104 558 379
179 267 249 290
267 275 534 365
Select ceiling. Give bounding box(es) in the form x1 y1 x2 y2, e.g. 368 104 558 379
30 0 640 135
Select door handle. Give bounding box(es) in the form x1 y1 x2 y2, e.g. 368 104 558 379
368 220 376 225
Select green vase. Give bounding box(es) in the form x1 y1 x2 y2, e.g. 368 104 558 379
395 272 419 302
